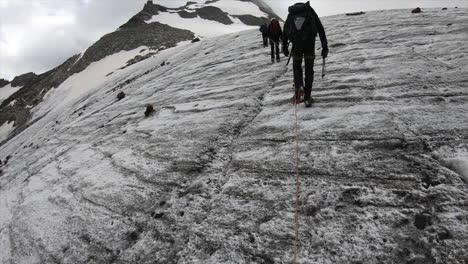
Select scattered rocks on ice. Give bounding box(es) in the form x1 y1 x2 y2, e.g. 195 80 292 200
144 104 154 117
414 211 432 229
412 7 422 13
117 92 126 101
345 11 366 16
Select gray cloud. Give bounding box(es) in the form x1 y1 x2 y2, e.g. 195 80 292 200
0 0 147 80
1 0 466 80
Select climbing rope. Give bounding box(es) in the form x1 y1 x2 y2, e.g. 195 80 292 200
291 57 325 263
292 97 301 264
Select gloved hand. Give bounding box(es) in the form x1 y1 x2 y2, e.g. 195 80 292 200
321 46 329 58
283 44 290 57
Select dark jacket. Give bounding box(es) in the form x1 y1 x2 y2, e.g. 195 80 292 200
259 24 268 35
268 20 283 42
282 2 327 52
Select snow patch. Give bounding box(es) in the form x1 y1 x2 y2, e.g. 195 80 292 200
32 46 151 119
68 50 86 70
444 152 468 184
434 146 468 184
0 121 14 142
146 13 257 38
0 84 21 105
188 0 268 17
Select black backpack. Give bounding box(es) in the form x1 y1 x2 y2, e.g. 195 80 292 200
287 2 318 46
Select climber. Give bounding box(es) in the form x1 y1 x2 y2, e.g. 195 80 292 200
259 23 269 47
268 18 282 63
282 1 328 107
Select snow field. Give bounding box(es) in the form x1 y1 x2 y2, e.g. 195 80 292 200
0 8 467 264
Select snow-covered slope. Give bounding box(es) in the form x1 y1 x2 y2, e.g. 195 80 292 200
1 7 468 264
0 121 15 143
0 0 279 146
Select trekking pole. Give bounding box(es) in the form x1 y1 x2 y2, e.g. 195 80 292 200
321 57 326 78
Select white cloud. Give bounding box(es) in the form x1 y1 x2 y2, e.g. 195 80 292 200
0 0 146 80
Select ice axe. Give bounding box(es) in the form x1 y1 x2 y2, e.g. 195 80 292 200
286 50 293 66
286 42 293 66
321 57 326 78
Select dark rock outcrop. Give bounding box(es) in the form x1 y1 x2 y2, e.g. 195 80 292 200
120 3 167 28
10 72 37 87
197 6 233 25
233 14 270 25
0 55 80 141
71 22 193 74
346 11 366 16
178 10 198 19
412 7 422 13
0 79 9 88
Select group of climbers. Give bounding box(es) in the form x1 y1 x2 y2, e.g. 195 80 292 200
259 1 328 108
260 19 283 63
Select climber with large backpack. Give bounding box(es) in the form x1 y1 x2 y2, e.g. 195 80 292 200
268 18 282 63
282 1 328 107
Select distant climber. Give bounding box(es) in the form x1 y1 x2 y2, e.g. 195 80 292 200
282 1 328 107
259 24 268 47
268 19 282 63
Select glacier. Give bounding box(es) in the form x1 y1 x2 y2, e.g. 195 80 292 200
0 6 467 264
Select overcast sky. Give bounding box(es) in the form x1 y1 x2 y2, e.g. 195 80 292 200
1 0 466 80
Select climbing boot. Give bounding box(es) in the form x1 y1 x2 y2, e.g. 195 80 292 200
294 87 305 104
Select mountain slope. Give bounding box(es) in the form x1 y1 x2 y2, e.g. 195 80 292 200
1 7 468 264
0 0 278 146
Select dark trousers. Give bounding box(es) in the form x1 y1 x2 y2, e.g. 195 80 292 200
270 40 280 60
262 34 268 47
293 48 315 100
